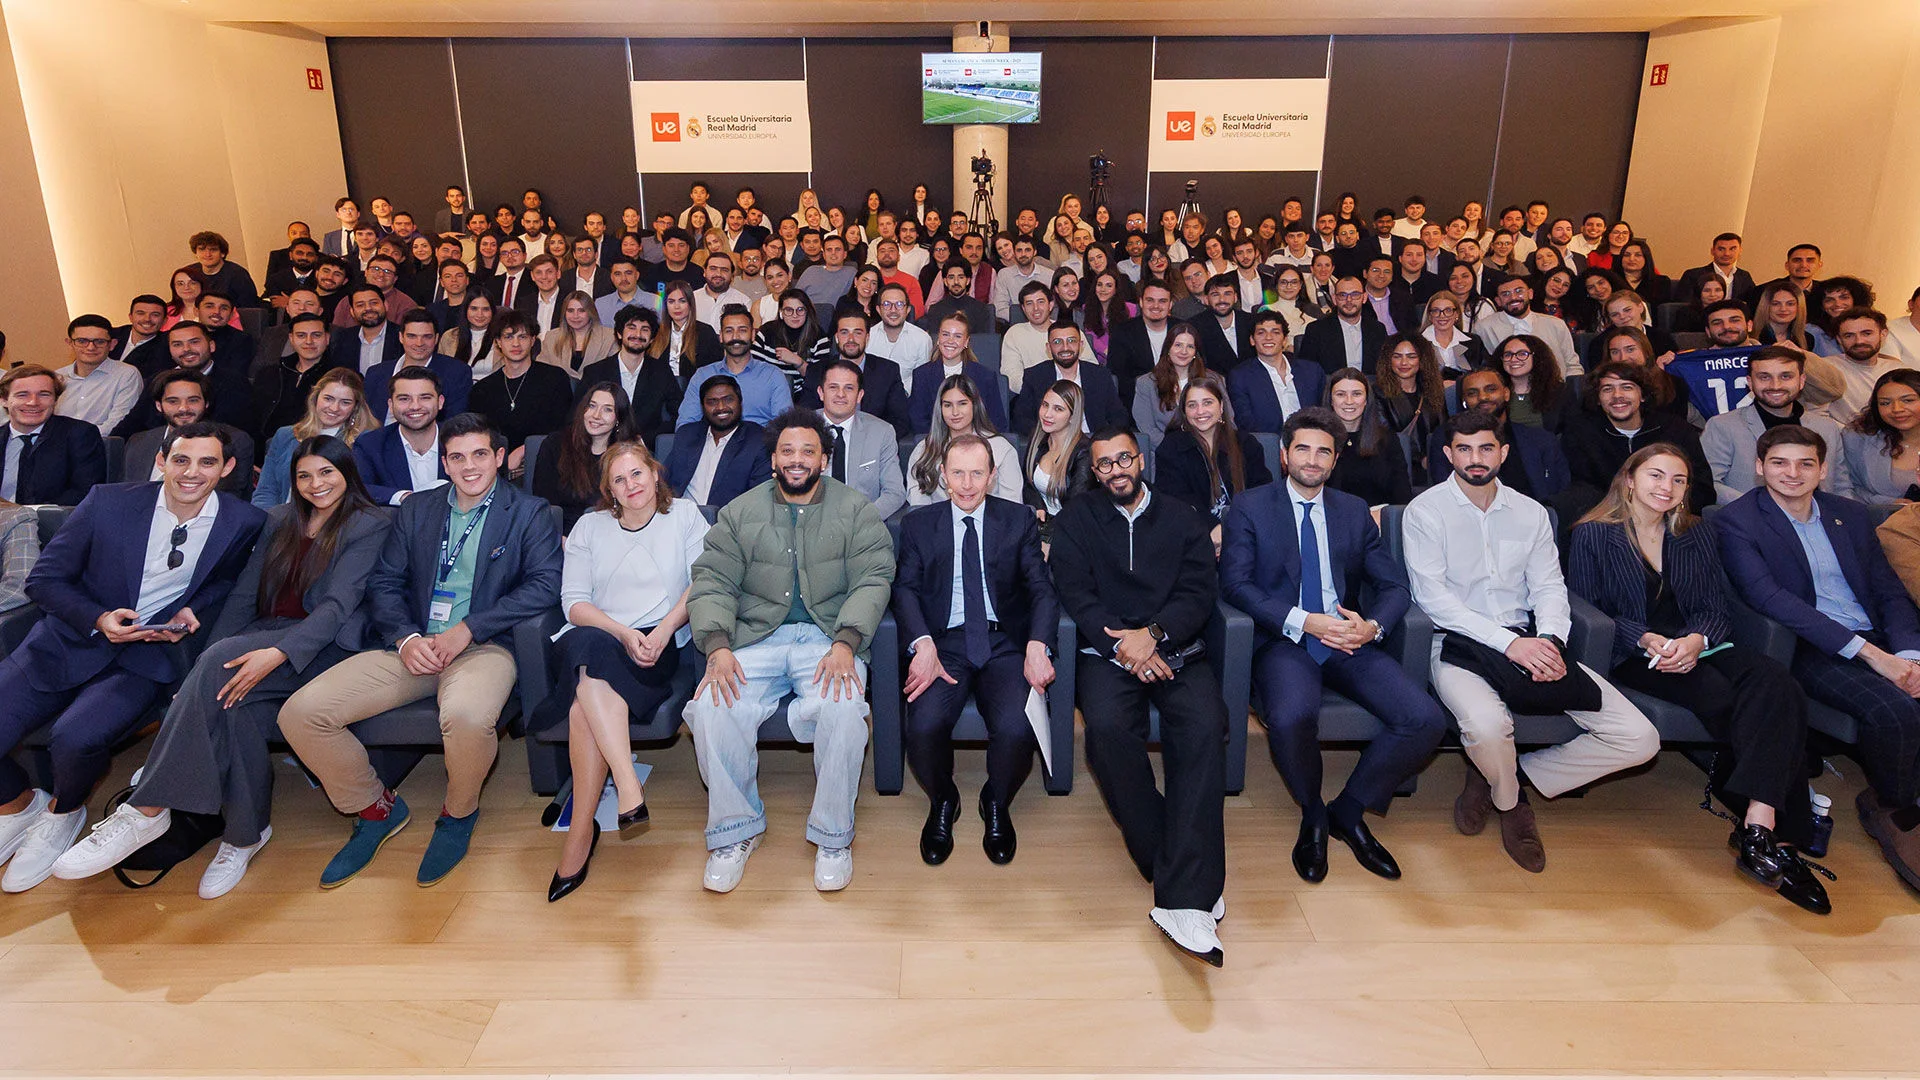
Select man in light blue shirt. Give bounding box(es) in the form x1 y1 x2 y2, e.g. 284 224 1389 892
675 306 793 429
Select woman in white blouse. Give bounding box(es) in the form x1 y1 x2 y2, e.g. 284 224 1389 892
1419 292 1488 377
905 373 1022 505
540 440 708 902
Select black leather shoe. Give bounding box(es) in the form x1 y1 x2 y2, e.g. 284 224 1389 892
920 797 958 865
618 800 649 829
1775 848 1834 916
547 821 600 903
1330 817 1402 880
1730 823 1787 888
979 789 1017 865
1291 818 1329 883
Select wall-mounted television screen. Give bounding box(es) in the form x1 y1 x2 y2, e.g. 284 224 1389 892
921 52 1042 124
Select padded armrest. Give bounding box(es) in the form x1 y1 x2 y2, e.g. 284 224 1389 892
1050 613 1080 783
1567 594 1616 673
1390 606 1434 688
1210 601 1253 794
1726 594 1798 662
868 613 902 794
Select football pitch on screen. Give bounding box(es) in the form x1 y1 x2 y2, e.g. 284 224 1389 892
923 90 1039 124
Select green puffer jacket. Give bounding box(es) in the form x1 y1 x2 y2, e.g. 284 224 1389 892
688 478 896 658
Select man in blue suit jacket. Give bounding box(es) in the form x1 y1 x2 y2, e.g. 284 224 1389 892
0 424 265 892
1227 310 1327 434
353 369 448 505
362 311 472 422
1425 367 1570 500
892 435 1059 866
280 413 562 889
665 375 771 507
1221 408 1444 884
1716 423 1920 891
0 365 107 506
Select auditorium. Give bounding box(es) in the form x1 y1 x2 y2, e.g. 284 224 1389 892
2 0 1920 1075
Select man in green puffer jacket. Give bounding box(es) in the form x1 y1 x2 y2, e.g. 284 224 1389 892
685 408 895 895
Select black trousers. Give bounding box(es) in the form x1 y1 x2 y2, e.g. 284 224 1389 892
1254 639 1446 814
1078 654 1226 911
905 627 1035 806
1792 636 1920 809
1611 646 1814 846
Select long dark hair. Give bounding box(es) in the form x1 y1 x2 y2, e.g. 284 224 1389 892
449 294 498 366
1083 269 1132 337
1850 368 1920 455
759 287 822 353
1500 333 1567 413
1170 372 1248 496
256 435 377 618
1150 321 1207 411
558 381 635 499
1325 368 1387 457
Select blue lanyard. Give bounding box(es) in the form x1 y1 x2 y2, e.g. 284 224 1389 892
437 487 496 585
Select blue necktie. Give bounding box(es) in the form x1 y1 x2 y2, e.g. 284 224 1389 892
962 516 990 668
1299 501 1331 664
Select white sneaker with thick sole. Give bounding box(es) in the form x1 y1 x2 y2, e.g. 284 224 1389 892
1151 906 1225 968
198 826 271 899
2 808 87 893
702 835 760 893
814 845 853 892
0 790 52 866
52 804 172 880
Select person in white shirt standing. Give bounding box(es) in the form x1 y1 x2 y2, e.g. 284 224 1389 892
54 315 144 436
1402 410 1656 873
1476 277 1583 376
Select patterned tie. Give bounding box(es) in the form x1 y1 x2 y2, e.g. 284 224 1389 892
1298 501 1331 664
962 516 990 668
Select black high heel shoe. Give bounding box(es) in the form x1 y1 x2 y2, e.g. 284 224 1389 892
618 799 649 829
547 820 601 903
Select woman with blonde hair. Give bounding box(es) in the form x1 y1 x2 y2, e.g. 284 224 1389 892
253 369 378 508
541 291 617 379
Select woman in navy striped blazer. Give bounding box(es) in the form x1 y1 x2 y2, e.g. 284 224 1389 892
1567 443 1830 914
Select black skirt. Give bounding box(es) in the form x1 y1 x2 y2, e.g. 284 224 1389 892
531 624 681 733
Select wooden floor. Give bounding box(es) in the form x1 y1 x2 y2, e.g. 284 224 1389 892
2 727 1919 1077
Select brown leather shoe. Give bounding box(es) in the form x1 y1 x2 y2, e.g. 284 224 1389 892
1454 767 1494 836
1498 801 1547 873
1857 787 1888 844
1870 807 1920 894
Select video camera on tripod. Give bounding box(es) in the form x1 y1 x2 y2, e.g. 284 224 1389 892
968 150 999 235
970 152 996 184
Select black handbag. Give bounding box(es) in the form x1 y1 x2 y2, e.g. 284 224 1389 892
99 786 225 889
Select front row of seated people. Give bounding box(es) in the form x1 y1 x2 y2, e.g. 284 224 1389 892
10 399 1920 965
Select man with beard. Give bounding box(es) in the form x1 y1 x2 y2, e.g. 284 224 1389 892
326 286 404 375
810 358 906 518
872 238 926 318
990 236 1050 324
1193 274 1254 374
866 283 934 383
1424 368 1570 500
595 258 655 328
119 322 253 437
1702 345 1854 503
1294 275 1385 377
264 237 323 307
1831 308 1915 422
112 294 171 376
684 408 894 894
1012 321 1126 434
675 306 793 428
921 261 996 338
578 306 681 446
665 375 770 506
252 288 327 383
1048 426 1227 966
694 251 751 332
249 312 343 452
352 368 448 504
1404 410 1656 873
332 256 419 329
1475 277 1581 376
800 308 909 436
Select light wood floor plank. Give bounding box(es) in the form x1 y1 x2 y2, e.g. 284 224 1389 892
1453 1000 1920 1071
1796 945 1920 1003
0 890 462 946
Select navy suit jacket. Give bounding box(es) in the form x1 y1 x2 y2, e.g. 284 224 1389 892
1219 480 1411 650
1226 358 1327 435
1011 361 1129 436
799 353 912 438
367 479 563 649
325 323 405 376
1715 488 1920 657
665 420 771 507
890 495 1058 651
1425 419 1570 499
1294 313 1387 377
908 360 1009 435
352 424 447 504
0 416 106 506
17 482 265 690
363 354 473 422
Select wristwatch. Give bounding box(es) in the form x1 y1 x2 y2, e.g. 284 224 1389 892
1543 633 1567 651
1365 618 1384 643
1146 623 1168 643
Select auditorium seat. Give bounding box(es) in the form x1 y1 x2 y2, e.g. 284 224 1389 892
104 437 124 483
1251 431 1281 482
520 434 545 494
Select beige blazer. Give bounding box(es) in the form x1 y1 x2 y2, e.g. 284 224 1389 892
539 324 617 379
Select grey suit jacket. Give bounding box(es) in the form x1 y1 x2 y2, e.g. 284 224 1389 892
206 503 393 672
830 411 906 520
1843 429 1913 506
1700 404 1852 505
125 424 257 496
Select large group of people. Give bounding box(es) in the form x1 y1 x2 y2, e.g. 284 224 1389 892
1 181 1919 971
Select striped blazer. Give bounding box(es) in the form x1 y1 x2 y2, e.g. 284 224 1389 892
1566 519 1733 668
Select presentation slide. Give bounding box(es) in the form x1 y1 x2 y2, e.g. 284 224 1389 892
922 52 1042 124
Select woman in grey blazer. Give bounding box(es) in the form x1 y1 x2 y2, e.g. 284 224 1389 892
1843 369 1920 507
49 436 391 898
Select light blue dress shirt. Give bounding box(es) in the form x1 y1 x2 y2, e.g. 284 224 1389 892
946 502 1000 629
1281 484 1340 643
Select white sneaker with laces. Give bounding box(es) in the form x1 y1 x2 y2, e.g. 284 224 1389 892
814 845 853 892
2 808 87 893
198 826 271 899
1151 906 1225 967
52 804 172 880
702 835 760 893
0 790 52 866
1211 895 1225 923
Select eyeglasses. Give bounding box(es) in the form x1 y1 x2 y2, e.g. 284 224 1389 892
1503 348 1534 360
879 300 908 311
166 525 188 570
1091 451 1139 475
69 337 111 348
1333 291 1364 300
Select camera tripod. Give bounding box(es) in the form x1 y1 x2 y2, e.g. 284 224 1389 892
1177 180 1202 227
969 175 999 237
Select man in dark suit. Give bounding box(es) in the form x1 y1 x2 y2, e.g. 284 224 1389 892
194 293 258 374
263 237 323 305
327 286 405 376
0 365 106 507
918 262 996 338
1012 322 1128 435
1424 368 1569 501
250 312 346 453
578 306 683 448
1105 281 1174 407
1192 274 1253 374
484 238 539 318
1220 408 1444 883
1717 423 1920 892
1295 276 1386 376
893 434 1059 865
124 370 254 495
1678 232 1759 308
111 295 171 377
0 424 265 891
1227 310 1328 435
1390 240 1444 316
353 368 447 505
565 236 615 299
363 311 471 423
799 309 911 437
665 374 771 506
279 413 561 890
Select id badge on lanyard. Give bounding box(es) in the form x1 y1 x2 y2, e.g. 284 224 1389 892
435 487 495 622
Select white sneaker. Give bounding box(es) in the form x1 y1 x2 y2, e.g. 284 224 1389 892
2 808 87 893
1211 895 1226 923
702 835 760 893
1151 906 1225 968
0 790 52 866
52 804 172 880
198 826 271 899
814 845 853 892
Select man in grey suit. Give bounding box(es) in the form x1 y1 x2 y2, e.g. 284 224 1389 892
1702 345 1851 504
123 370 255 496
815 358 906 520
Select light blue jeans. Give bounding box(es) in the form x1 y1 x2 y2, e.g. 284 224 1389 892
684 623 870 850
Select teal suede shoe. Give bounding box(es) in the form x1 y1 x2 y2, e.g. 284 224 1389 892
319 796 411 889
417 809 478 887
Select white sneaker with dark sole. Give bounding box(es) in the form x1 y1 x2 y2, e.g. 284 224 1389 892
1151 906 1224 967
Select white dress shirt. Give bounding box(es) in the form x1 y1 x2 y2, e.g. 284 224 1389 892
134 486 221 623
866 320 933 381
534 291 561 335
398 426 445 504
695 287 751 331
1401 476 1570 652
945 501 1001 631
1280 483 1339 642
1339 316 1365 369
687 426 737 504
1262 358 1303 421
55 358 144 434
1424 324 1477 373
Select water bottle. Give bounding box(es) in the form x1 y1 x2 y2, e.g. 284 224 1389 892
1806 790 1833 858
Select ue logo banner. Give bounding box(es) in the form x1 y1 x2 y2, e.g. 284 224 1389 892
1165 112 1195 140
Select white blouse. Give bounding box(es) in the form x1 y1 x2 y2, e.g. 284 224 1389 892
556 499 708 647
